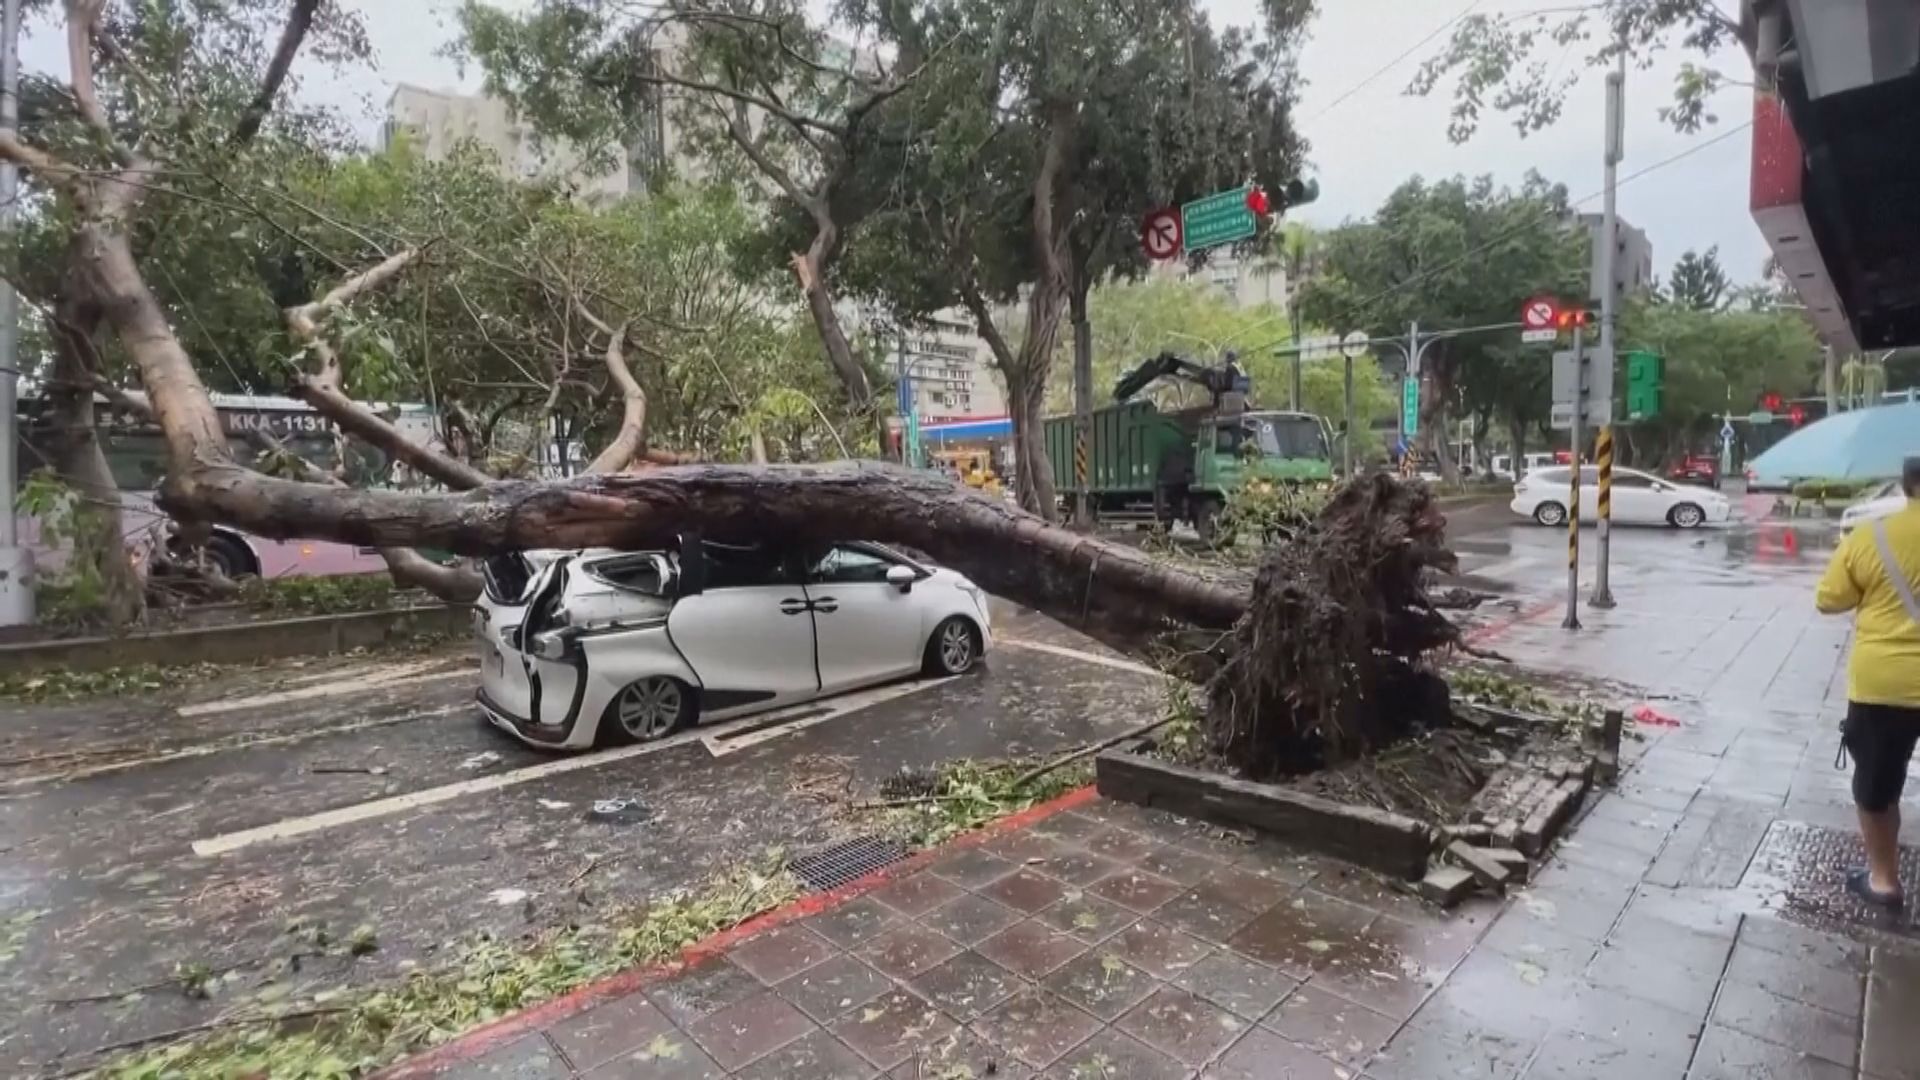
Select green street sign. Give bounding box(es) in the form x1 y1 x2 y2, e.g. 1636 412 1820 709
1402 378 1420 436
1625 349 1664 421
1182 186 1257 254
1747 410 1776 426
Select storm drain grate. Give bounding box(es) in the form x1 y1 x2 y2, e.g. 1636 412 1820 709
788 835 910 892
1742 819 1920 940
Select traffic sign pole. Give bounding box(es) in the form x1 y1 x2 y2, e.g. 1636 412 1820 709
1563 322 1584 632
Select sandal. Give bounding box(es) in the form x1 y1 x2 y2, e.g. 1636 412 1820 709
1846 868 1906 909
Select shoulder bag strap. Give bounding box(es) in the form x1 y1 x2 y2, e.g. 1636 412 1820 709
1870 520 1920 630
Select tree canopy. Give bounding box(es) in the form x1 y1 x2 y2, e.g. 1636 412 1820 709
1296 173 1589 476
1659 247 1732 311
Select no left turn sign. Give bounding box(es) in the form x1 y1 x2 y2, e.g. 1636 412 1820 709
1142 209 1181 260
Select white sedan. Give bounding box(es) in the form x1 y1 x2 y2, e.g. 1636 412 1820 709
474 540 993 750
1510 466 1731 529
1841 480 1908 533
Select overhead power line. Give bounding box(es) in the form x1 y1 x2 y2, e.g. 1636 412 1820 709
1304 0 1484 124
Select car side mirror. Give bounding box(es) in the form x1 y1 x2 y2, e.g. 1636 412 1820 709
886 564 917 593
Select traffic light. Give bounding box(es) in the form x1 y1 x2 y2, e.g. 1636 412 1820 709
1246 186 1271 215
1626 349 1663 421
1789 404 1807 427
1277 178 1319 212
1556 308 1594 330
1761 392 1784 412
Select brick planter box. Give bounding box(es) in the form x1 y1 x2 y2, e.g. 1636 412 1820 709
1095 748 1435 879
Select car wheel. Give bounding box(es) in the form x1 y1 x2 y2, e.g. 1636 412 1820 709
925 616 980 676
602 676 695 745
1532 501 1568 527
1669 502 1706 529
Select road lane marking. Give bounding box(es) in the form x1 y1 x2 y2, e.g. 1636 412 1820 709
997 639 1161 678
3 704 471 788
176 664 468 717
1460 555 1539 582
190 682 947 857
702 678 952 757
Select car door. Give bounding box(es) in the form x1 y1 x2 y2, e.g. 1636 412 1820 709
805 545 929 693
1575 467 1601 520
665 544 820 710
1609 470 1663 524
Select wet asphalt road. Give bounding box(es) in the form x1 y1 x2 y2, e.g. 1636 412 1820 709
0 606 1167 1074
0 491 1822 1074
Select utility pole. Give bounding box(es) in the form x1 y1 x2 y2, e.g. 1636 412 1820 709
0 0 31 628
1564 320 1585 631
1289 301 1303 413
1402 319 1418 467
1342 352 1354 477
1590 55 1624 611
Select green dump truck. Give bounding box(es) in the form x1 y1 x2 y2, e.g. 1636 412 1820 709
1043 401 1334 541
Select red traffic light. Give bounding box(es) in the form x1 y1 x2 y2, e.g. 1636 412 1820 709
1788 404 1807 426
1555 309 1592 328
1762 392 1783 411
1246 186 1271 215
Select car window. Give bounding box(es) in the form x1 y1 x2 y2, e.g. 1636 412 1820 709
482 553 533 604
587 554 669 595
703 543 794 589
810 546 895 585
1531 468 1569 484
1613 472 1656 489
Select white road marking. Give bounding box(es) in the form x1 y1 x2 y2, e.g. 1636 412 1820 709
190 684 934 857
1461 555 1539 582
4 704 470 788
701 678 951 757
176 663 467 717
997 639 1162 678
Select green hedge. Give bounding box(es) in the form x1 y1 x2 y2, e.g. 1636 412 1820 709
1791 478 1877 502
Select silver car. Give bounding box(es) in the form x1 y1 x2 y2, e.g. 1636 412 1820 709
474 540 993 750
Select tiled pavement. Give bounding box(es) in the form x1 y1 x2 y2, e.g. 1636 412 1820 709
423 524 1920 1079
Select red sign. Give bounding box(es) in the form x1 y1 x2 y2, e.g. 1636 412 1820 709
1141 209 1182 260
1522 295 1560 331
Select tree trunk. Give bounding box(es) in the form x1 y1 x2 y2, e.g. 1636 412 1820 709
792 224 870 412
1508 411 1528 479
45 297 144 625
1422 351 1460 484
157 461 1243 658
1005 364 1057 519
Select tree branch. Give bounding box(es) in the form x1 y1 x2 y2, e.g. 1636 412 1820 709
634 67 844 138
231 0 322 149
66 0 111 134
573 303 646 475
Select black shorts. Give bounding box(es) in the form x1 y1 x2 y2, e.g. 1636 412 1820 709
1844 702 1920 812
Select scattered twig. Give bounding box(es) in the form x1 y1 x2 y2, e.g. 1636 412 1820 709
59 1004 348 1064
1010 715 1177 790
566 854 618 887
308 764 387 776
854 793 978 810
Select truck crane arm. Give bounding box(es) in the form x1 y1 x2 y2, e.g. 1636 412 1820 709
1111 350 1249 408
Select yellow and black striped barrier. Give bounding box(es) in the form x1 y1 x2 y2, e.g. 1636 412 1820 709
1595 427 1615 524
1074 430 1089 489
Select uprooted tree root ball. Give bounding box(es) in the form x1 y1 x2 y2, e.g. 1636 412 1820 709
1207 473 1464 778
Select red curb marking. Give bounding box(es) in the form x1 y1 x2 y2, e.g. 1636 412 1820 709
377 785 1099 1078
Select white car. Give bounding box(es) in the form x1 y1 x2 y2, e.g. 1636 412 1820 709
1510 466 1732 529
1841 480 1908 533
1488 452 1559 481
474 540 993 750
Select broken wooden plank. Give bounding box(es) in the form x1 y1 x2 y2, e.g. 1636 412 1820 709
1096 750 1434 879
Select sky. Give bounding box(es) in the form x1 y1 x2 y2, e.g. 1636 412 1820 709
20 0 1769 284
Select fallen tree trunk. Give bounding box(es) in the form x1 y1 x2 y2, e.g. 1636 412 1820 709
158 461 1247 655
